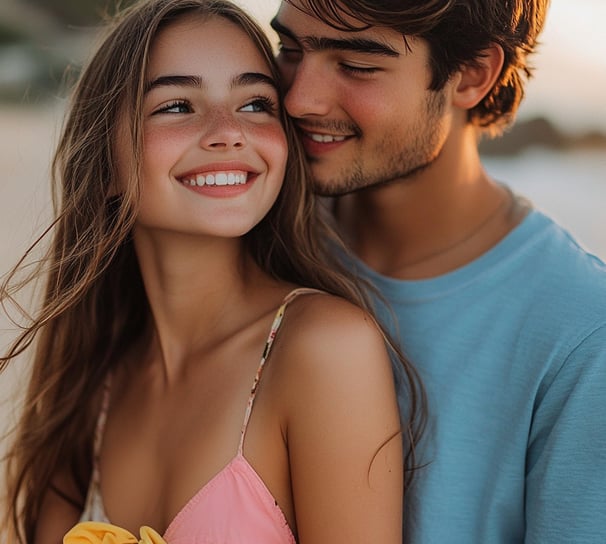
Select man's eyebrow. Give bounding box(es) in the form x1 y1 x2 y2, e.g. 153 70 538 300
270 17 399 57
145 72 278 94
270 17 297 42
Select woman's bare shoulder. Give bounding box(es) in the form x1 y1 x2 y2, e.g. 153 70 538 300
283 291 384 343
273 291 393 392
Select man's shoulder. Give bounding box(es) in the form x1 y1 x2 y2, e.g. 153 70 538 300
506 211 606 335
525 210 606 293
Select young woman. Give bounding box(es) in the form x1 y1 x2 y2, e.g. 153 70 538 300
1 1 424 542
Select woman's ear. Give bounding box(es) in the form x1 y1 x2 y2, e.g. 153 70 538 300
452 44 505 109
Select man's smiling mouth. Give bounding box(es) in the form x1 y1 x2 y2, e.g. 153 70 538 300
306 132 348 143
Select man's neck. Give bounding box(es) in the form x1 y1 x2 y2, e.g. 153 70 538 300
334 135 528 280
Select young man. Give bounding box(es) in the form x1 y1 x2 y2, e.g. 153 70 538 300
271 1 606 542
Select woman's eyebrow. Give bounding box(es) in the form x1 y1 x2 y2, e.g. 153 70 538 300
231 72 278 91
145 74 202 93
145 72 278 94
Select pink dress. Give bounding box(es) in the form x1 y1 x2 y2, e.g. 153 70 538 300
79 288 322 543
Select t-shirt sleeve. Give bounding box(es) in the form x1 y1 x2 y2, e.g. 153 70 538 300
525 323 606 543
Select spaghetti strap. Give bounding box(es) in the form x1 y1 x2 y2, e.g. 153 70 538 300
80 374 113 522
237 288 325 453
93 374 112 468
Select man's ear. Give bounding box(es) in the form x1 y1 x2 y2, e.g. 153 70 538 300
452 44 504 109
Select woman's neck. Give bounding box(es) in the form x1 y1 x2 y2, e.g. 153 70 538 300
132 230 268 378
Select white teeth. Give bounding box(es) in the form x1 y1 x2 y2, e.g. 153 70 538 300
181 171 248 187
309 133 347 143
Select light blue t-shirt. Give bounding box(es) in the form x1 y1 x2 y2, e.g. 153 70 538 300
354 209 606 543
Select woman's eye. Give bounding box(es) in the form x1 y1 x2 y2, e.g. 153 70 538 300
239 97 277 114
154 100 192 114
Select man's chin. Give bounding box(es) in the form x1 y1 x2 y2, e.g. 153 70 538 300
308 166 343 195
311 178 361 197
308 163 351 197
312 185 340 197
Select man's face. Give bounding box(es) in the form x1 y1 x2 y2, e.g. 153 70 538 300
272 1 452 196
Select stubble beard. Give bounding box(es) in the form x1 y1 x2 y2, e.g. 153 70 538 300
312 90 447 197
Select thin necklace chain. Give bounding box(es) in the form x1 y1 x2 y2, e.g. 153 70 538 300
397 185 517 270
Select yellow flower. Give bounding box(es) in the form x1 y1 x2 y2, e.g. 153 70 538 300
138 526 167 544
64 521 167 544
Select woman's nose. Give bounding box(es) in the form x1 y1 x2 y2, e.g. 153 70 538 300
198 108 246 150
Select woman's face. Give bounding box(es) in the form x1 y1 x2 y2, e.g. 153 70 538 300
122 14 287 241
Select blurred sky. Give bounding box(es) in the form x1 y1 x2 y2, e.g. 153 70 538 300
234 0 606 134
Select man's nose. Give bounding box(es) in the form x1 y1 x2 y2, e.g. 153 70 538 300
282 57 333 119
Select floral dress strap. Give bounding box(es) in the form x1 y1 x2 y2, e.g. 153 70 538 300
80 374 112 522
237 288 325 454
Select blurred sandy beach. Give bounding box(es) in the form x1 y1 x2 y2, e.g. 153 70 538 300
0 106 57 261
0 105 59 469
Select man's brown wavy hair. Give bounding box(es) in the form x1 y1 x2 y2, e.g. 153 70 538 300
287 0 550 134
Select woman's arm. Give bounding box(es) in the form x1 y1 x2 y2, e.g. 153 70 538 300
283 296 403 544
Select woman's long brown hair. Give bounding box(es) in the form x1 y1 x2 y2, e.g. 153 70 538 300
1 1 425 541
